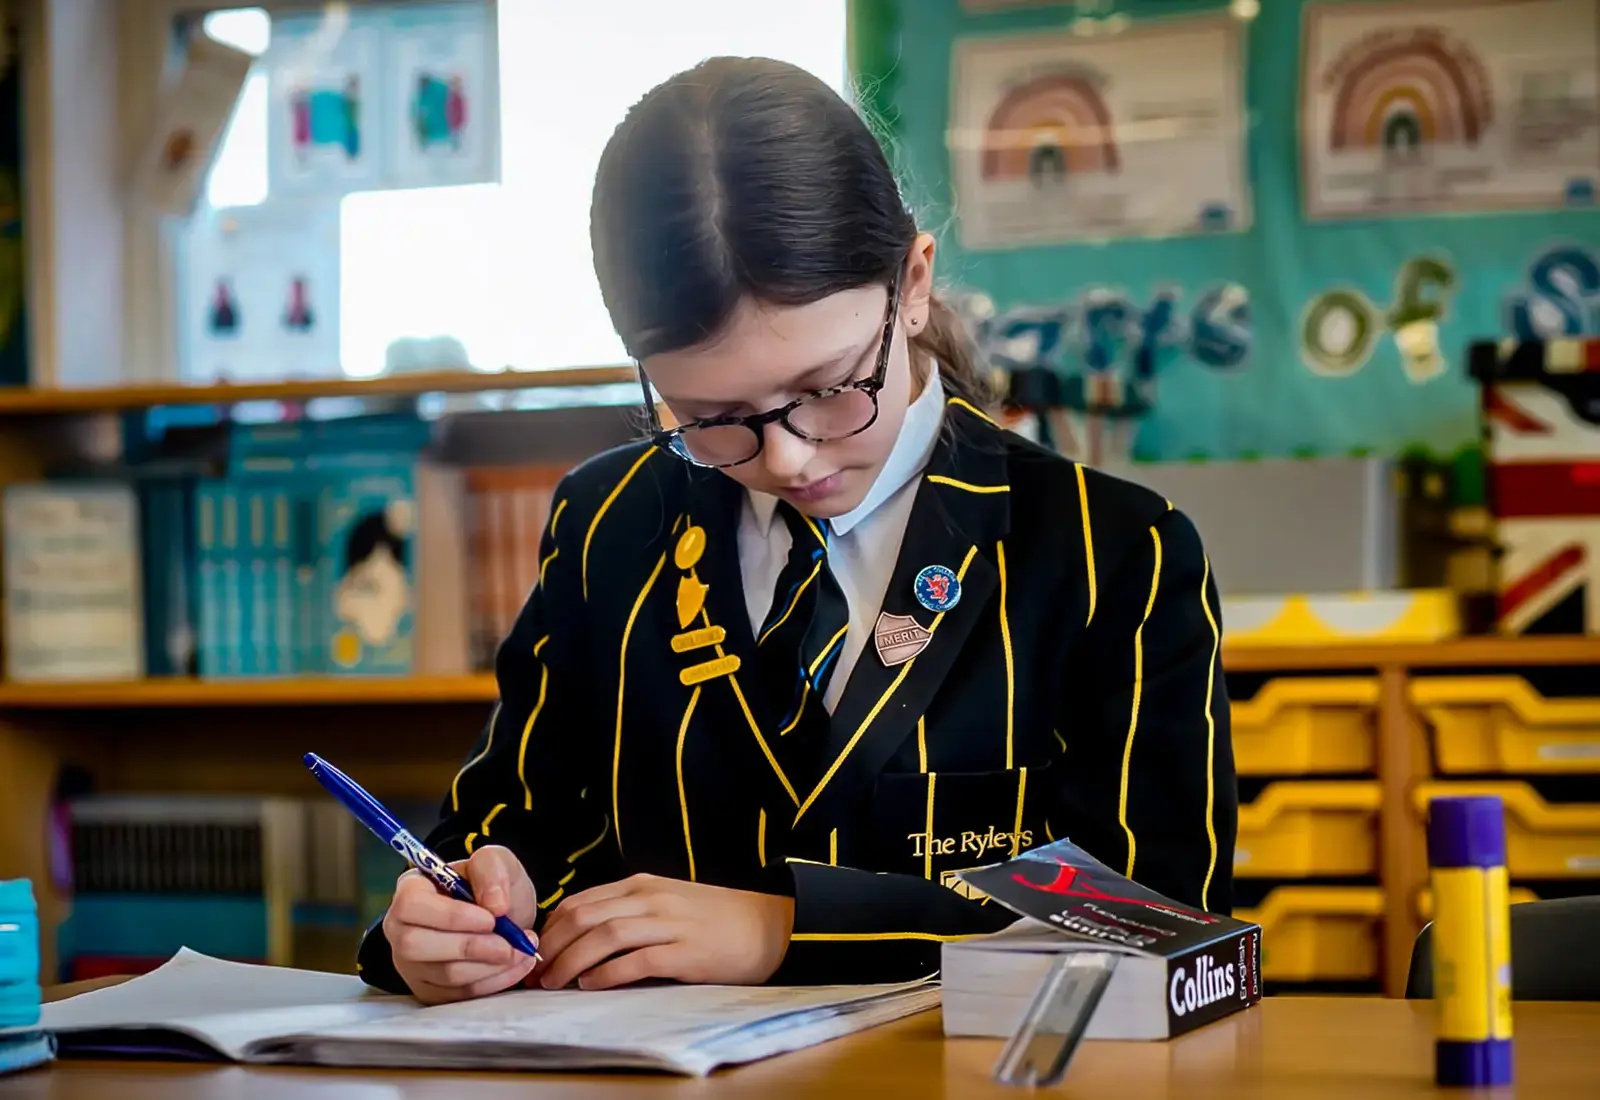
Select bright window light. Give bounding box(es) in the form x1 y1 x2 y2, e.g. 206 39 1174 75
196 2 848 380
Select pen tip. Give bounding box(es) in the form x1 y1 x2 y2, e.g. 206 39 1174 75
302 752 318 769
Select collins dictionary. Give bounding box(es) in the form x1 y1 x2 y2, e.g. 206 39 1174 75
942 839 1262 1040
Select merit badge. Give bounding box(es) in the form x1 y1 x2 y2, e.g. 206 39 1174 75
874 611 931 667
676 575 709 629
913 564 961 613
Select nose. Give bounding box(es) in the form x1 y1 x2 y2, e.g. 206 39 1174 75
759 420 815 483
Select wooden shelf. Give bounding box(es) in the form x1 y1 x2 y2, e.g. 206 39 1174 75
0 366 638 416
0 674 498 709
1 637 1596 709
1221 636 1600 672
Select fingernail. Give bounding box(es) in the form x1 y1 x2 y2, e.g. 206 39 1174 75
482 885 505 911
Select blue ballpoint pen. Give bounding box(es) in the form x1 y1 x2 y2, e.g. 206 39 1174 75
303 752 541 961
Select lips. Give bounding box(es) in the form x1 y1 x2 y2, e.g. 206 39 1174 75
781 473 842 503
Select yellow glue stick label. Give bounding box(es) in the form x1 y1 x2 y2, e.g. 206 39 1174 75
1432 866 1513 1042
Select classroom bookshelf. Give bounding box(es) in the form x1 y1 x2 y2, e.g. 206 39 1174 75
1 373 1598 994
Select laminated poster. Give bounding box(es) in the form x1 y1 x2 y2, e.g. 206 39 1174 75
1300 0 1600 219
386 2 500 189
949 13 1251 249
265 12 384 197
178 204 342 382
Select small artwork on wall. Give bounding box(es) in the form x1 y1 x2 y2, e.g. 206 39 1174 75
178 204 342 382
1300 0 1600 219
949 12 1252 248
386 2 499 188
265 15 384 197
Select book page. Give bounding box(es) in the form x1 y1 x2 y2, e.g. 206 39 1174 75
39 948 939 1074
39 949 411 1059
297 979 931 1049
277 981 941 1075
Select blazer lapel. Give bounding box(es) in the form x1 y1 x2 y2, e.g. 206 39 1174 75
674 469 807 825
790 404 1013 840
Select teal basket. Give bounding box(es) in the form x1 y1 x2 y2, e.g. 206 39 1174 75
0 879 41 1030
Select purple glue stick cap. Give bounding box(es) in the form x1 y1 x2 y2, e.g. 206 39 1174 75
1427 795 1507 870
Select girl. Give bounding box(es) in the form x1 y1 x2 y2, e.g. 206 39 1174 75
359 57 1236 1005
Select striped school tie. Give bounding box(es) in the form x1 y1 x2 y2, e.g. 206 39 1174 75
757 502 851 744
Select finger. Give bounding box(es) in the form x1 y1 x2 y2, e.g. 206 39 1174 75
535 895 654 963
577 944 682 991
406 953 537 1004
539 917 677 991
389 925 516 966
434 954 538 990
390 878 497 934
555 873 653 912
466 846 523 916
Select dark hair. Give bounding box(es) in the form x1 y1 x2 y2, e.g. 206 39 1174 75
589 56 993 409
344 510 407 573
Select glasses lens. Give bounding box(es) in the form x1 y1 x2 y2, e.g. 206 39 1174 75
673 424 760 467
787 388 878 441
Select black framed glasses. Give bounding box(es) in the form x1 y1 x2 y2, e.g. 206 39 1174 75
638 269 903 469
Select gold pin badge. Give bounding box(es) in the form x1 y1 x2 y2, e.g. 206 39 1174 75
675 525 707 570
671 625 726 653
873 610 931 667
680 653 741 686
676 574 709 628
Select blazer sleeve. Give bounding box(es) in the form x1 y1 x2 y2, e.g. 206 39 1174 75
769 861 1020 985
1054 505 1237 915
356 484 619 994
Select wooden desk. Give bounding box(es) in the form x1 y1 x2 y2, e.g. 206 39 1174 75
2 997 1597 1099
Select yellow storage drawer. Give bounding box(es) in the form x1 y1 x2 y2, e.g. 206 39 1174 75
1235 782 1382 877
1231 678 1378 776
1417 886 1539 922
1412 676 1600 774
1414 782 1600 877
1236 887 1384 982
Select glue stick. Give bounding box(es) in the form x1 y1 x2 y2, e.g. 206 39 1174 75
1427 794 1512 1088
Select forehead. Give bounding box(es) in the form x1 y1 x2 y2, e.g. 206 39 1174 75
644 285 884 402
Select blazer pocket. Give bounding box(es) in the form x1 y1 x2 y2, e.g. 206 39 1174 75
870 760 1054 887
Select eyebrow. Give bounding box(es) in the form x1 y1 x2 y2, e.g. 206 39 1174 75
791 346 867 390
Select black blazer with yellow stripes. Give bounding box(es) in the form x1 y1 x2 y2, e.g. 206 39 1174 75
357 397 1237 990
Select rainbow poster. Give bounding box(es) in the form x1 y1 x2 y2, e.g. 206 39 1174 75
948 13 1250 249
1301 0 1600 219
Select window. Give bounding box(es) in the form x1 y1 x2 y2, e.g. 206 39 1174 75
184 1 849 384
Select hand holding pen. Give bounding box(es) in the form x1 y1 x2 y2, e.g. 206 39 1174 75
304 753 544 1004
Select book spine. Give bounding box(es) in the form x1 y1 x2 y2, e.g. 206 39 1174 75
1165 924 1263 1038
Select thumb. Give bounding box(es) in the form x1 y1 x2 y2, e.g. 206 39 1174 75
466 845 516 916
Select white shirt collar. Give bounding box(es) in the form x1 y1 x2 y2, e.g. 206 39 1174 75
747 369 945 538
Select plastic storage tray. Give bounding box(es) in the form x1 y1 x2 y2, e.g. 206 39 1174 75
1235 782 1383 878
1235 886 1384 982
1414 781 1600 878
1232 678 1377 776
1413 676 1600 774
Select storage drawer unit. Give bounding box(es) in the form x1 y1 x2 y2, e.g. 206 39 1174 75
1235 782 1383 877
1414 782 1600 878
1235 886 1384 982
1412 677 1600 774
1232 678 1377 776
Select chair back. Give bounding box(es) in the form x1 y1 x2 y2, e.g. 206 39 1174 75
1405 896 1600 1001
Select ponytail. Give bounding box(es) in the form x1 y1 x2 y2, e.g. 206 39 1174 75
911 292 1000 412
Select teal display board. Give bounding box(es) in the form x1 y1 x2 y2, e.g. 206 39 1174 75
863 0 1600 463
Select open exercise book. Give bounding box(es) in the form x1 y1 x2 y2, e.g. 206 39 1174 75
32 949 938 1076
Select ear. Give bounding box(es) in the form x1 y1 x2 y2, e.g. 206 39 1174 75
901 232 938 335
